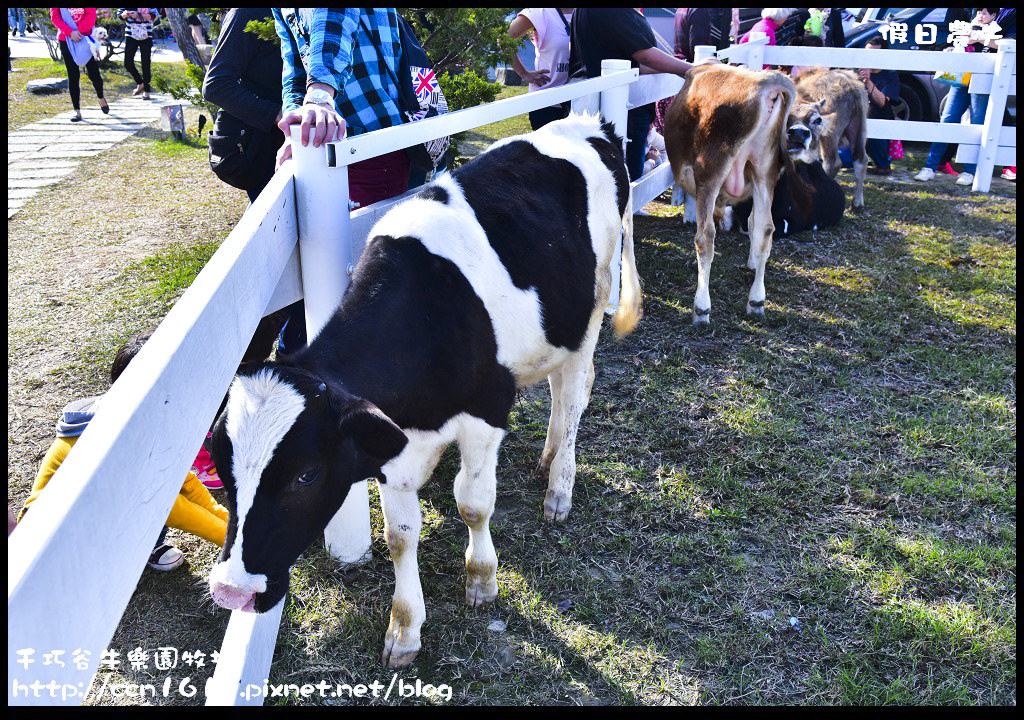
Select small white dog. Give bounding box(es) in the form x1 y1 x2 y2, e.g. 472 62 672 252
89 26 108 61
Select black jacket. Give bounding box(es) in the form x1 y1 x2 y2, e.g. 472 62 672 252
201 8 282 134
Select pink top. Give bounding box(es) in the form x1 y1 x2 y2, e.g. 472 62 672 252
739 17 779 46
50 8 97 42
519 8 573 91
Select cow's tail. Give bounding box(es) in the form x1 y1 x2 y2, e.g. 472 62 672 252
613 186 642 339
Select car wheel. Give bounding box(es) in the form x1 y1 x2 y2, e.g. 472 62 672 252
890 97 911 122
898 81 923 122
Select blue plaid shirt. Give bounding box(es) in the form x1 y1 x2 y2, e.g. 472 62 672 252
273 8 405 136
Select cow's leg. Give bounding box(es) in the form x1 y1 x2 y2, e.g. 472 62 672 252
851 130 867 210
454 417 504 607
693 186 720 325
538 370 565 478
820 135 841 178
544 322 599 521
746 178 775 317
379 483 426 668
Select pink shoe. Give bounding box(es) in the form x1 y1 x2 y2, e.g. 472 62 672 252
197 469 223 490
939 162 958 176
192 434 223 489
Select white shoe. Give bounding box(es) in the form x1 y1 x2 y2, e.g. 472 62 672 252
147 543 184 571
1001 168 1015 181
955 172 974 186
913 167 935 181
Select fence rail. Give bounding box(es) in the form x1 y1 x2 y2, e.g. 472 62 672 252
722 35 1017 192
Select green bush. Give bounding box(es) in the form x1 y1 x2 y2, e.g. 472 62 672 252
438 69 503 112
438 70 503 162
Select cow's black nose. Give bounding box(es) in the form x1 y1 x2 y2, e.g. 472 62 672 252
788 126 811 144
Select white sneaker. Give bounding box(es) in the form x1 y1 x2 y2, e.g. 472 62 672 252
913 167 935 181
955 172 974 186
147 543 184 571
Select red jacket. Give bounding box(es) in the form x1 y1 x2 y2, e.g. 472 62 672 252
50 8 97 42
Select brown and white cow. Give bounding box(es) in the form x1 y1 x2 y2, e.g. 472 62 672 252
664 62 796 324
796 68 869 210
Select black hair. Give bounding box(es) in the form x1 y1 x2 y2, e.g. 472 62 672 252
110 328 156 383
794 34 824 47
865 34 889 49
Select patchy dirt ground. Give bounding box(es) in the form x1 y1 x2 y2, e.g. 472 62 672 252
7 131 248 502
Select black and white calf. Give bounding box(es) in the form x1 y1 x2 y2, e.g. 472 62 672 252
207 113 641 668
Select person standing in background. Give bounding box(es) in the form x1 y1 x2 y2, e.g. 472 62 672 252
506 8 574 130
50 8 109 121
121 8 158 100
569 7 694 181
202 7 284 203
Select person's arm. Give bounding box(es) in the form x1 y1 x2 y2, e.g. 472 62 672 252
274 8 346 163
50 8 76 39
507 13 550 86
18 437 75 522
858 69 890 109
76 8 96 37
202 9 281 132
633 46 694 77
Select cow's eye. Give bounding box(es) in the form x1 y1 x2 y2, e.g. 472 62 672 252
812 116 822 126
296 467 321 485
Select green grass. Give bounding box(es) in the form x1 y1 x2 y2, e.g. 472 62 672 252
6 109 1016 706
8 57 190 130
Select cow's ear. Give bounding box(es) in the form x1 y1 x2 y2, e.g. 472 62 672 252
338 401 408 461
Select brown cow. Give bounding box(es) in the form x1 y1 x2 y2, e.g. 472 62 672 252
796 68 869 209
665 63 796 324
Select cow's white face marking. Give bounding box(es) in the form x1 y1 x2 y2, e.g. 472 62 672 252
210 368 306 592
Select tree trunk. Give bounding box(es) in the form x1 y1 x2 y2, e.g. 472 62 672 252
165 8 205 68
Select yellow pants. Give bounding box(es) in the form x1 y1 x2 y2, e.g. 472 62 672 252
19 435 229 546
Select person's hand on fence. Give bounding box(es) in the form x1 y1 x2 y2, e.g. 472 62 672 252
523 67 552 86
277 103 346 150
275 141 293 171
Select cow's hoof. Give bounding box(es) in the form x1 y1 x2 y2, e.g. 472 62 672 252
466 579 498 608
746 300 765 317
692 309 711 326
543 491 571 522
851 203 865 214
382 637 420 669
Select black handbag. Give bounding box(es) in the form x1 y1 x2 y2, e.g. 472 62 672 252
208 110 280 193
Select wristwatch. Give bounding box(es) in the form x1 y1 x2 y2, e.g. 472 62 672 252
305 87 334 108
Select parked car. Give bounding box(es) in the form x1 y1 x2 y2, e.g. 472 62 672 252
844 8 963 122
735 8 953 122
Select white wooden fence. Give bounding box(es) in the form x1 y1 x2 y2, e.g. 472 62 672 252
721 34 1016 192
7 59 684 708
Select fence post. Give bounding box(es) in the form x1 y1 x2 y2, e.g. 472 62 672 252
290 127 372 565
973 38 1015 193
748 32 767 69
600 59 633 312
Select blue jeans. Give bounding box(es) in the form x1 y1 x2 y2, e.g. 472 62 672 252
9 8 26 35
866 137 890 169
925 85 989 174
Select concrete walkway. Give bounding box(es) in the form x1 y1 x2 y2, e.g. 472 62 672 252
8 94 180 218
